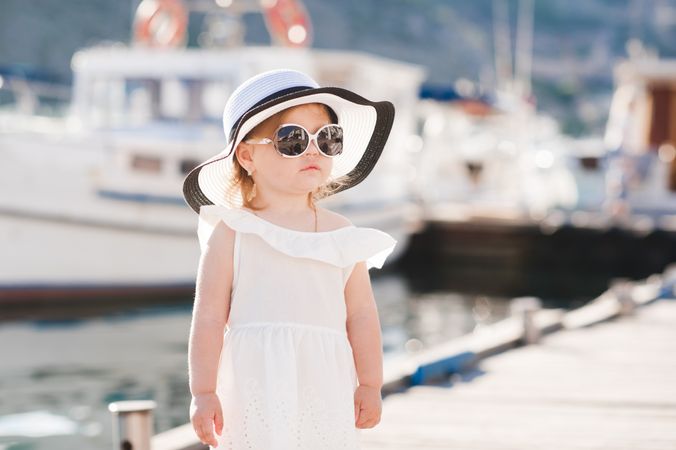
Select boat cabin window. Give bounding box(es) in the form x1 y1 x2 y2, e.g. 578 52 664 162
180 158 201 175
83 77 229 127
202 81 230 120
160 79 190 120
131 154 162 173
578 156 599 171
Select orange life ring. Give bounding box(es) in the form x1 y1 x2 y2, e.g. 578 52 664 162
133 0 188 48
263 0 313 48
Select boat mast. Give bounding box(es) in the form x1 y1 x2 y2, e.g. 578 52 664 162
492 0 514 94
492 0 534 102
514 0 533 99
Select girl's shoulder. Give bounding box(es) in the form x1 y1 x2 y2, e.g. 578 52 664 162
310 206 398 270
316 206 353 232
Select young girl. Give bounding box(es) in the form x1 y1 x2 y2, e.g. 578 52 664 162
182 69 398 449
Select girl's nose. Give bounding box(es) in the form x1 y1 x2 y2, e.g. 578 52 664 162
305 139 320 156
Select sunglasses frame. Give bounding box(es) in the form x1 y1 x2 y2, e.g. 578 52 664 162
245 123 344 158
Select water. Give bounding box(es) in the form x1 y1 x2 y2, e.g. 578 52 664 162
0 265 614 450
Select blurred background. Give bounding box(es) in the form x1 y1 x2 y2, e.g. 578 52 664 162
1 0 675 449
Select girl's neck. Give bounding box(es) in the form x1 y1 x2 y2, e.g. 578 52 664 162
247 191 314 216
245 197 318 232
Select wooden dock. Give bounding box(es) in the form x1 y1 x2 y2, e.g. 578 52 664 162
360 295 676 449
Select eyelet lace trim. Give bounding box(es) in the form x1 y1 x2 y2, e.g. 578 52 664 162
217 377 360 450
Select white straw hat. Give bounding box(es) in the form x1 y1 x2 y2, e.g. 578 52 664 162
182 68 395 213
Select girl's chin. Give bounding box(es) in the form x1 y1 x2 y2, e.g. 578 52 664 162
295 180 327 193
296 171 327 182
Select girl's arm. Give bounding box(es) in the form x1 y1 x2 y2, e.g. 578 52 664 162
188 220 235 396
344 261 383 389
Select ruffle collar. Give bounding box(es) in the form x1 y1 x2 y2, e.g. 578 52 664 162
197 205 397 270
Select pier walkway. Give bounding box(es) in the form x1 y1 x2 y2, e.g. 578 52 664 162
360 296 676 449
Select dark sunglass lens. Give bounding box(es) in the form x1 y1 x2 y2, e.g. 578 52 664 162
276 125 308 156
317 125 343 156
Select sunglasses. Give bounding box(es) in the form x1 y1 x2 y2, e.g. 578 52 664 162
245 123 344 158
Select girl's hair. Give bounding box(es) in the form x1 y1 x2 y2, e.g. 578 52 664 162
226 103 350 210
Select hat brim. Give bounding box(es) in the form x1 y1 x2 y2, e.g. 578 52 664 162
182 87 394 213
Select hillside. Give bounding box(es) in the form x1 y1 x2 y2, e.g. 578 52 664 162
1 0 676 134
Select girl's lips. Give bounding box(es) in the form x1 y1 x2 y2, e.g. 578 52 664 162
301 166 319 171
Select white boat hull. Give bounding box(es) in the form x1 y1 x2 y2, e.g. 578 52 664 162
0 201 415 302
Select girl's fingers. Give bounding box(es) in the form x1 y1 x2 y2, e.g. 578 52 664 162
357 408 375 426
357 415 376 428
205 423 217 446
199 422 209 444
195 421 206 443
197 421 216 446
357 411 366 426
214 410 224 436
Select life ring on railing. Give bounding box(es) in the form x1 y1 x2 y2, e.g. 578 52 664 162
133 0 188 48
262 0 313 48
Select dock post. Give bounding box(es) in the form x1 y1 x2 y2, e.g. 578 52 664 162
510 296 542 345
108 400 157 450
611 278 635 315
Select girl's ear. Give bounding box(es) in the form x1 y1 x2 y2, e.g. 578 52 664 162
235 142 255 171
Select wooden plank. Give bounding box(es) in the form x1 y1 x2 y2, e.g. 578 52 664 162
361 298 676 449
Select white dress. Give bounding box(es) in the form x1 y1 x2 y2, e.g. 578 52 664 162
196 205 398 450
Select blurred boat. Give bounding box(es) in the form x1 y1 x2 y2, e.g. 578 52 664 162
411 0 593 227
533 50 676 234
0 0 425 303
403 48 676 283
414 84 586 224
414 47 676 236
596 50 676 229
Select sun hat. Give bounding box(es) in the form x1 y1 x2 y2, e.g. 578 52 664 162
182 68 395 213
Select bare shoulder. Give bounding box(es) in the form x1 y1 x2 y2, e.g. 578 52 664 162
317 206 354 231
208 219 236 249
198 220 236 286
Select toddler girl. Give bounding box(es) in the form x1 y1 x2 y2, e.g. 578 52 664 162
182 69 398 449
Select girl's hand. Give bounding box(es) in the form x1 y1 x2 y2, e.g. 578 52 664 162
190 392 223 447
353 384 382 428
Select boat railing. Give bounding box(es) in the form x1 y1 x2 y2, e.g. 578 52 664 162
0 69 71 117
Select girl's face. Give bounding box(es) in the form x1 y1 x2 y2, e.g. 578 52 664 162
238 103 334 197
